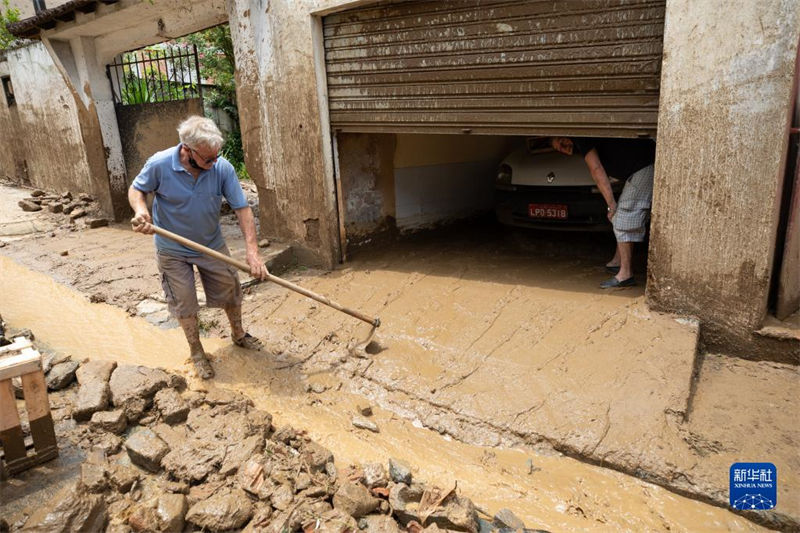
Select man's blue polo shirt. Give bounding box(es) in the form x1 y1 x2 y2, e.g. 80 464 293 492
132 144 248 257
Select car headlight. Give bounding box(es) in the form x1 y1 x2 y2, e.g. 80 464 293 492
496 164 512 184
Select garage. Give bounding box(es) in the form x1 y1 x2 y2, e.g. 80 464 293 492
321 0 666 256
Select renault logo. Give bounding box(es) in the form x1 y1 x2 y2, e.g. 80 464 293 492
546 172 555 183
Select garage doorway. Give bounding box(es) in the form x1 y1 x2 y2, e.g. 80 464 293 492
321 0 666 259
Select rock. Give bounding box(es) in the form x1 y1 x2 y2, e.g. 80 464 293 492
125 428 169 472
60 250 69 256
389 458 413 485
493 509 525 530
332 482 380 519
204 387 253 407
352 415 379 433
89 292 107 303
154 388 189 425
108 463 140 493
360 515 403 533
77 359 117 384
186 488 253 532
363 462 388 488
157 493 187 532
69 208 87 220
23 482 107 532
357 404 373 417
258 239 270 248
49 202 64 213
242 506 273 533
128 504 160 532
109 365 170 414
74 381 111 421
47 360 80 390
163 480 190 494
389 484 479 533
18 199 42 211
303 441 334 474
62 201 79 214
61 191 73 200
295 472 311 492
87 218 108 229
316 509 359 533
151 422 188 450
219 434 264 476
90 409 127 434
271 483 294 511
81 462 108 493
31 189 45 197
79 193 94 202
93 432 123 455
161 439 224 482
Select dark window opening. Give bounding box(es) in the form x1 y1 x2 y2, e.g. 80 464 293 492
1 76 14 106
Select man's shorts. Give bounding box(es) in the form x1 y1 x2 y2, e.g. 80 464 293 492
612 164 654 243
156 245 242 318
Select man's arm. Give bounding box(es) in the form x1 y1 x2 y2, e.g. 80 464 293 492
128 186 155 234
234 207 269 280
583 149 617 221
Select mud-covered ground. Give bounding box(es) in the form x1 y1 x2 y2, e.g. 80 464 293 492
1 181 798 531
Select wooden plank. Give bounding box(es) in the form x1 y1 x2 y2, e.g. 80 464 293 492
0 338 32 355
21 370 51 421
0 379 27 463
0 349 42 381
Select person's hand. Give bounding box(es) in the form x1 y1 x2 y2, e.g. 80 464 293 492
607 202 617 222
246 250 269 280
131 211 155 234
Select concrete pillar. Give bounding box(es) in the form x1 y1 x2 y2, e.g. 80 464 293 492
227 0 341 267
647 0 800 354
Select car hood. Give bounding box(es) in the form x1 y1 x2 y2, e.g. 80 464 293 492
502 148 596 187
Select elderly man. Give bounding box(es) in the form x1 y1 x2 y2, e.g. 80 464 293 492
129 115 268 378
551 136 656 288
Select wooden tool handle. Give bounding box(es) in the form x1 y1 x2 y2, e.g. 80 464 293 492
148 225 380 328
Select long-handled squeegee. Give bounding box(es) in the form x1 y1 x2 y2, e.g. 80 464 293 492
137 224 381 349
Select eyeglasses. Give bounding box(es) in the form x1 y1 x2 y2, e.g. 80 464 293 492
187 146 220 165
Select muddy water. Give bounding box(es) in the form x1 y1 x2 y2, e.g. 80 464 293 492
0 256 764 532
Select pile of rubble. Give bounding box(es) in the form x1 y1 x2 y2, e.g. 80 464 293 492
16 189 108 228
0 324 537 533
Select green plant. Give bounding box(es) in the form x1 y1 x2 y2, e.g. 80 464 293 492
0 0 20 50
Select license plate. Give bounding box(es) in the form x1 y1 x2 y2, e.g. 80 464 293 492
528 203 568 219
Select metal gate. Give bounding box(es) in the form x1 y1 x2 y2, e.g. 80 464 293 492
323 0 666 137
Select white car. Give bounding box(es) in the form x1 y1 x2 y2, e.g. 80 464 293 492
494 138 623 230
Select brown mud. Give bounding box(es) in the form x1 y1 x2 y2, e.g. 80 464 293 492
1 182 797 530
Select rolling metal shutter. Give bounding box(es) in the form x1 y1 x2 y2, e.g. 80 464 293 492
323 0 665 137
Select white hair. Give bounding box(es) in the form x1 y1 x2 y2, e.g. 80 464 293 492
177 115 223 151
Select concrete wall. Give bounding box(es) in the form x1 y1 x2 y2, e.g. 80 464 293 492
337 132 396 239
4 43 105 202
116 99 204 186
0 57 26 182
647 0 800 357
394 134 515 230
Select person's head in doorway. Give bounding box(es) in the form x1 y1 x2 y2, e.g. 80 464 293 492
177 115 224 171
550 136 574 156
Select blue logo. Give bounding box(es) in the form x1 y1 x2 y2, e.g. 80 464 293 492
730 462 777 510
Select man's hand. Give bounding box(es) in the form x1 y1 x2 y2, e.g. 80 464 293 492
131 211 155 234
246 250 269 280
607 202 617 222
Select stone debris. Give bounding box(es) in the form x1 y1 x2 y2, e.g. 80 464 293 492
258 238 270 248
48 202 64 213
358 403 374 417
69 208 87 221
18 199 42 212
46 360 80 390
87 218 109 228
60 250 69 256
6 354 530 533
31 189 45 197
124 428 169 472
352 415 380 433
